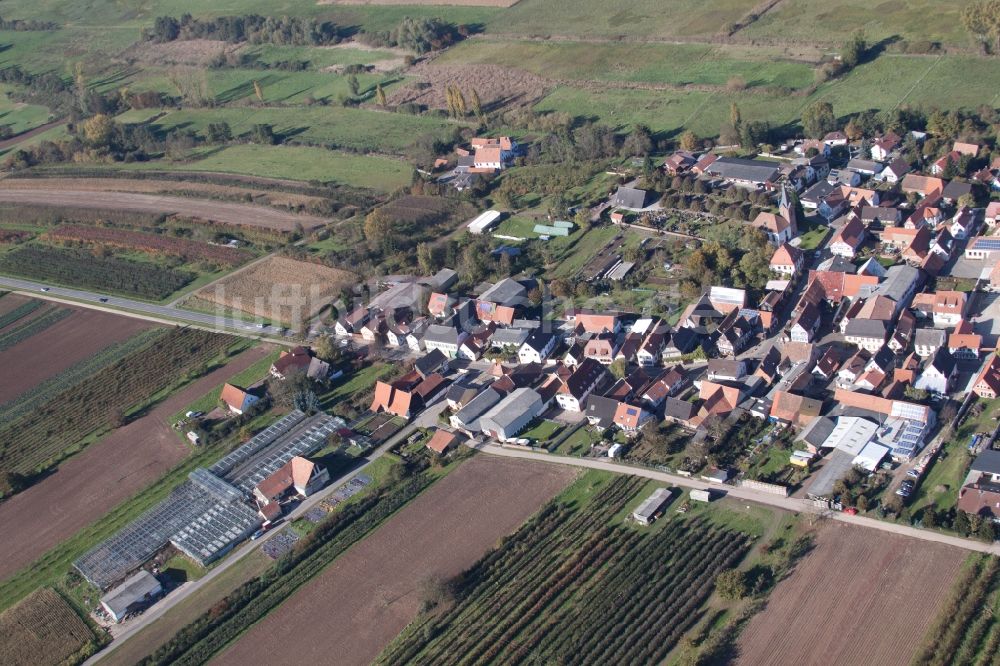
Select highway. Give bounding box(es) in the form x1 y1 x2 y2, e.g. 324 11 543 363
0 275 289 341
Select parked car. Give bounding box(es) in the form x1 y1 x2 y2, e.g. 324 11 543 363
40 287 50 292
843 507 858 515
906 469 920 479
99 297 108 302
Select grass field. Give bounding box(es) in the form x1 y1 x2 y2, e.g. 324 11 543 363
534 54 1000 137
437 41 816 90
485 0 755 38
738 0 972 46
129 67 393 106
146 105 467 154
240 44 400 69
127 145 415 190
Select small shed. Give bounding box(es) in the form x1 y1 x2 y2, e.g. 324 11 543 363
100 570 163 623
632 487 672 525
426 429 459 455
690 489 713 503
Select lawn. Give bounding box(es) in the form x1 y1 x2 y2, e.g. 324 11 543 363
548 225 619 279
554 425 603 456
147 106 467 154
136 145 414 191
162 555 206 583
494 216 540 240
437 41 816 90
796 217 830 251
317 362 394 411
519 418 564 444
486 0 757 38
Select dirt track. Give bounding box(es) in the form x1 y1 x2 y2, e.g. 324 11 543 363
0 306 152 404
736 522 964 666
213 456 575 666
0 189 326 232
0 345 272 582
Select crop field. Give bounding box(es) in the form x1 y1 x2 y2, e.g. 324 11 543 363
146 145 415 191
46 224 252 266
436 41 816 90
0 345 269 608
0 327 237 478
736 522 964 665
0 304 73 351
0 588 96 666
0 305 154 404
379 473 755 665
0 244 194 300
0 295 44 331
212 456 576 666
913 554 1000 666
196 255 355 324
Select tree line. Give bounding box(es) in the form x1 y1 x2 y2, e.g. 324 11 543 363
144 14 344 46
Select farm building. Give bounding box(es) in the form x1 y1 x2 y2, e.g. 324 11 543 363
610 186 651 210
253 457 330 508
220 383 260 415
426 429 460 454
467 210 502 234
100 570 163 623
480 388 545 441
633 487 672 525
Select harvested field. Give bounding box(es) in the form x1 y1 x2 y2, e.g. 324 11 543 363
736 522 964 666
0 306 152 404
386 63 552 111
0 189 326 232
0 345 272 582
0 588 95 666
213 456 576 666
123 39 240 66
196 255 355 324
1 177 328 209
46 225 253 266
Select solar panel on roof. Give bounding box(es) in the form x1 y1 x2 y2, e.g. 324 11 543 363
972 239 1000 250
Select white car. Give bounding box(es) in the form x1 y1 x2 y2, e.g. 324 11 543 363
40 287 51 292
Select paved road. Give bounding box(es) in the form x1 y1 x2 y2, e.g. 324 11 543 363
0 276 291 341
473 443 1000 555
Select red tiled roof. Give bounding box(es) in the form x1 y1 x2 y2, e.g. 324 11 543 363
426 429 459 454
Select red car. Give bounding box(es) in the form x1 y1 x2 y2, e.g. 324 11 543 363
843 507 858 515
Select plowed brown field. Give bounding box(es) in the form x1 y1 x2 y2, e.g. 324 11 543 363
0 307 152 404
213 456 576 666
736 522 964 666
0 189 326 232
0 345 272 581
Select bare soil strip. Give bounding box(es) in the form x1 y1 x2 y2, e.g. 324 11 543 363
213 456 576 666
736 522 964 666
0 189 326 232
